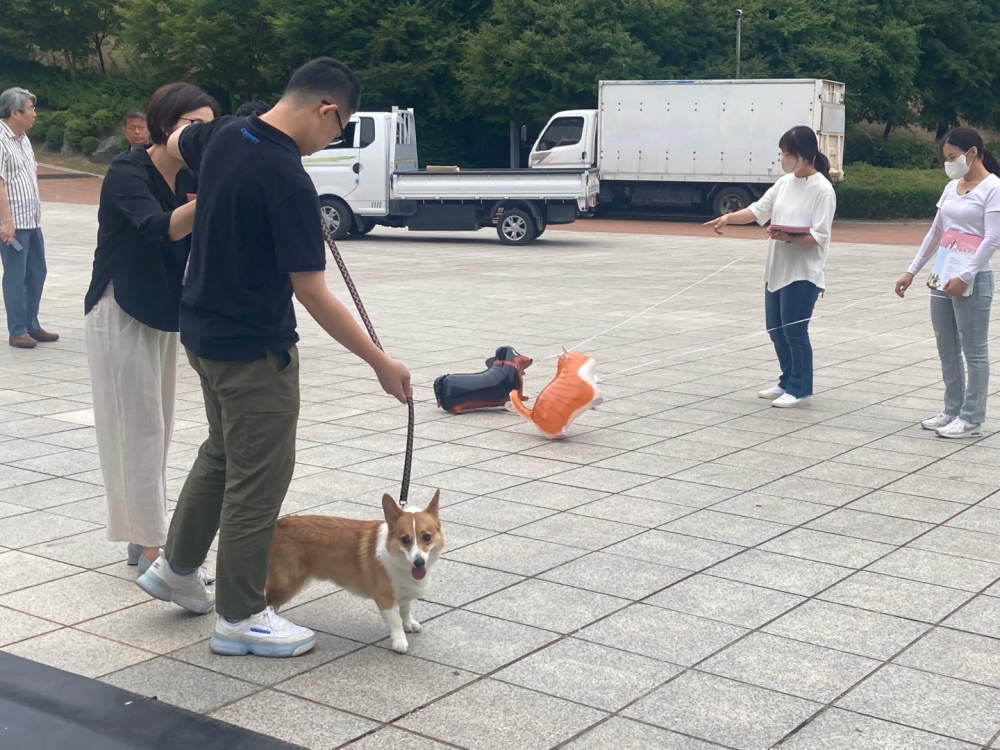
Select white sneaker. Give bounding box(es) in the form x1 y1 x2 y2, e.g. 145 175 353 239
936 418 983 439
759 385 785 400
921 412 957 430
137 549 215 585
210 607 317 657
136 556 215 614
772 393 810 408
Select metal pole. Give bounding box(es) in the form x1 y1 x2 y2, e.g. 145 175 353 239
510 120 519 169
735 9 742 79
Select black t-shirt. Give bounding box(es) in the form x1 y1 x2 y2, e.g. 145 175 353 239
84 148 196 332
178 114 326 361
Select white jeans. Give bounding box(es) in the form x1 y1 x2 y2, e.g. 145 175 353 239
85 285 178 546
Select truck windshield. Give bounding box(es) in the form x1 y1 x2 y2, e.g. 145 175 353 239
536 117 584 152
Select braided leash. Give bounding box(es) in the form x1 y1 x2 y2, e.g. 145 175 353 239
321 222 414 508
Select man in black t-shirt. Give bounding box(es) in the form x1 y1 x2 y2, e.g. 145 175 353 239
135 58 410 658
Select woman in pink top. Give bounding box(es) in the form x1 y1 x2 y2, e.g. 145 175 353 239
896 127 1000 438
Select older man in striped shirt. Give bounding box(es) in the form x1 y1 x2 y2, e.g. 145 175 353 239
0 87 57 349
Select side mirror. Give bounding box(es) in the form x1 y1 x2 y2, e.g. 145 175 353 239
520 125 528 143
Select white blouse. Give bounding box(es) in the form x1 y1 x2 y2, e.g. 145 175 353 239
908 174 1000 284
749 172 837 292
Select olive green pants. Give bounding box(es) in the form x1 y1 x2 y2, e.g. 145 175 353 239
165 346 299 620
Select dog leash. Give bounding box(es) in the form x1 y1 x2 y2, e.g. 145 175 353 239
321 222 414 508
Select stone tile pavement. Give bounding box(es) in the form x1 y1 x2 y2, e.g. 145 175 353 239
2 202 1000 749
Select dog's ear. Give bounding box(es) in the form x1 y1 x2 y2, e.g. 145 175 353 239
485 357 497 368
382 493 402 526
424 489 441 517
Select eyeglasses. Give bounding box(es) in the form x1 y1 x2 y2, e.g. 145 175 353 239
322 100 346 144
177 117 205 125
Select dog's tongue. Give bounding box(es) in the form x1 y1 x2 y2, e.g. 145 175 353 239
411 566 427 580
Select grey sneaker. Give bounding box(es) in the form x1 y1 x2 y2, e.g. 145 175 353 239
936 418 983 439
136 556 215 614
758 385 785 400
921 412 956 430
127 543 143 567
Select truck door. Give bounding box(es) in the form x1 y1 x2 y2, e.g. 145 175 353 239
302 118 361 198
529 112 594 168
346 116 390 215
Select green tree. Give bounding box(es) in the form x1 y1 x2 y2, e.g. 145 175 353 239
912 0 1000 137
119 0 277 110
5 0 118 78
265 0 484 161
735 0 920 136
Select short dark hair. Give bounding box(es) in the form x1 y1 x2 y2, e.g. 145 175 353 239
284 57 361 112
145 83 220 145
124 110 146 125
234 99 272 118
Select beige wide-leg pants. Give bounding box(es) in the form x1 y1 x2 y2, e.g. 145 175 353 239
85 284 177 547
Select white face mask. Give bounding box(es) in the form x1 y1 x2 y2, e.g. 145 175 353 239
781 154 803 174
945 152 972 180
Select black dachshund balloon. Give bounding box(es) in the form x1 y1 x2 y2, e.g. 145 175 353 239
434 346 533 413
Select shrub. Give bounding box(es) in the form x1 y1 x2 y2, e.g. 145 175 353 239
836 165 949 220
845 127 938 170
63 116 91 146
45 124 64 152
81 136 100 155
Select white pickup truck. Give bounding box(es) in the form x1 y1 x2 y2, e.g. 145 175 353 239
304 108 599 245
529 79 846 216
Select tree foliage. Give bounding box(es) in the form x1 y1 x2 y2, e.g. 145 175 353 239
1 0 999 163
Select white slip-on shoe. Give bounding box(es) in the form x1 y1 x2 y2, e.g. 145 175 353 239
758 385 785 400
772 393 810 408
136 556 215 614
209 607 317 657
921 412 957 431
936 418 983 439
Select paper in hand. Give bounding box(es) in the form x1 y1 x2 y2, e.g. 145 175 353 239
9 238 22 251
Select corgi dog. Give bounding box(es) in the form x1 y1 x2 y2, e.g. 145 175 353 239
265 491 443 654
510 349 603 439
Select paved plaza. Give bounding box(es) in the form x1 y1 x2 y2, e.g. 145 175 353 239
3 202 1000 749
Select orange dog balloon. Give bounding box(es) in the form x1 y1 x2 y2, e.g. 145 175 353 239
510 349 603 439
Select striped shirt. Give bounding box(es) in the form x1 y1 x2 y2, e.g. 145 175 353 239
0 120 41 229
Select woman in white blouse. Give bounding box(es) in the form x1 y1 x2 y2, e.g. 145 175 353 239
705 126 837 408
896 127 1000 439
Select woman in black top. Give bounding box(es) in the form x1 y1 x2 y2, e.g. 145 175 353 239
85 83 218 573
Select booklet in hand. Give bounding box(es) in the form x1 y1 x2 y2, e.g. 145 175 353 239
187 193 197 202
927 229 980 297
769 224 811 235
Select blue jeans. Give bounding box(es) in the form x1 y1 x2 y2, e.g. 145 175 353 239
764 280 821 398
931 271 993 425
0 228 46 337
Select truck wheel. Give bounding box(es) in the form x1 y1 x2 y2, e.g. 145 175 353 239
497 209 536 245
350 216 374 236
712 187 752 216
320 197 352 241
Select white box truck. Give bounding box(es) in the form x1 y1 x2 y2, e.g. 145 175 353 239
528 79 846 216
304 107 599 245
